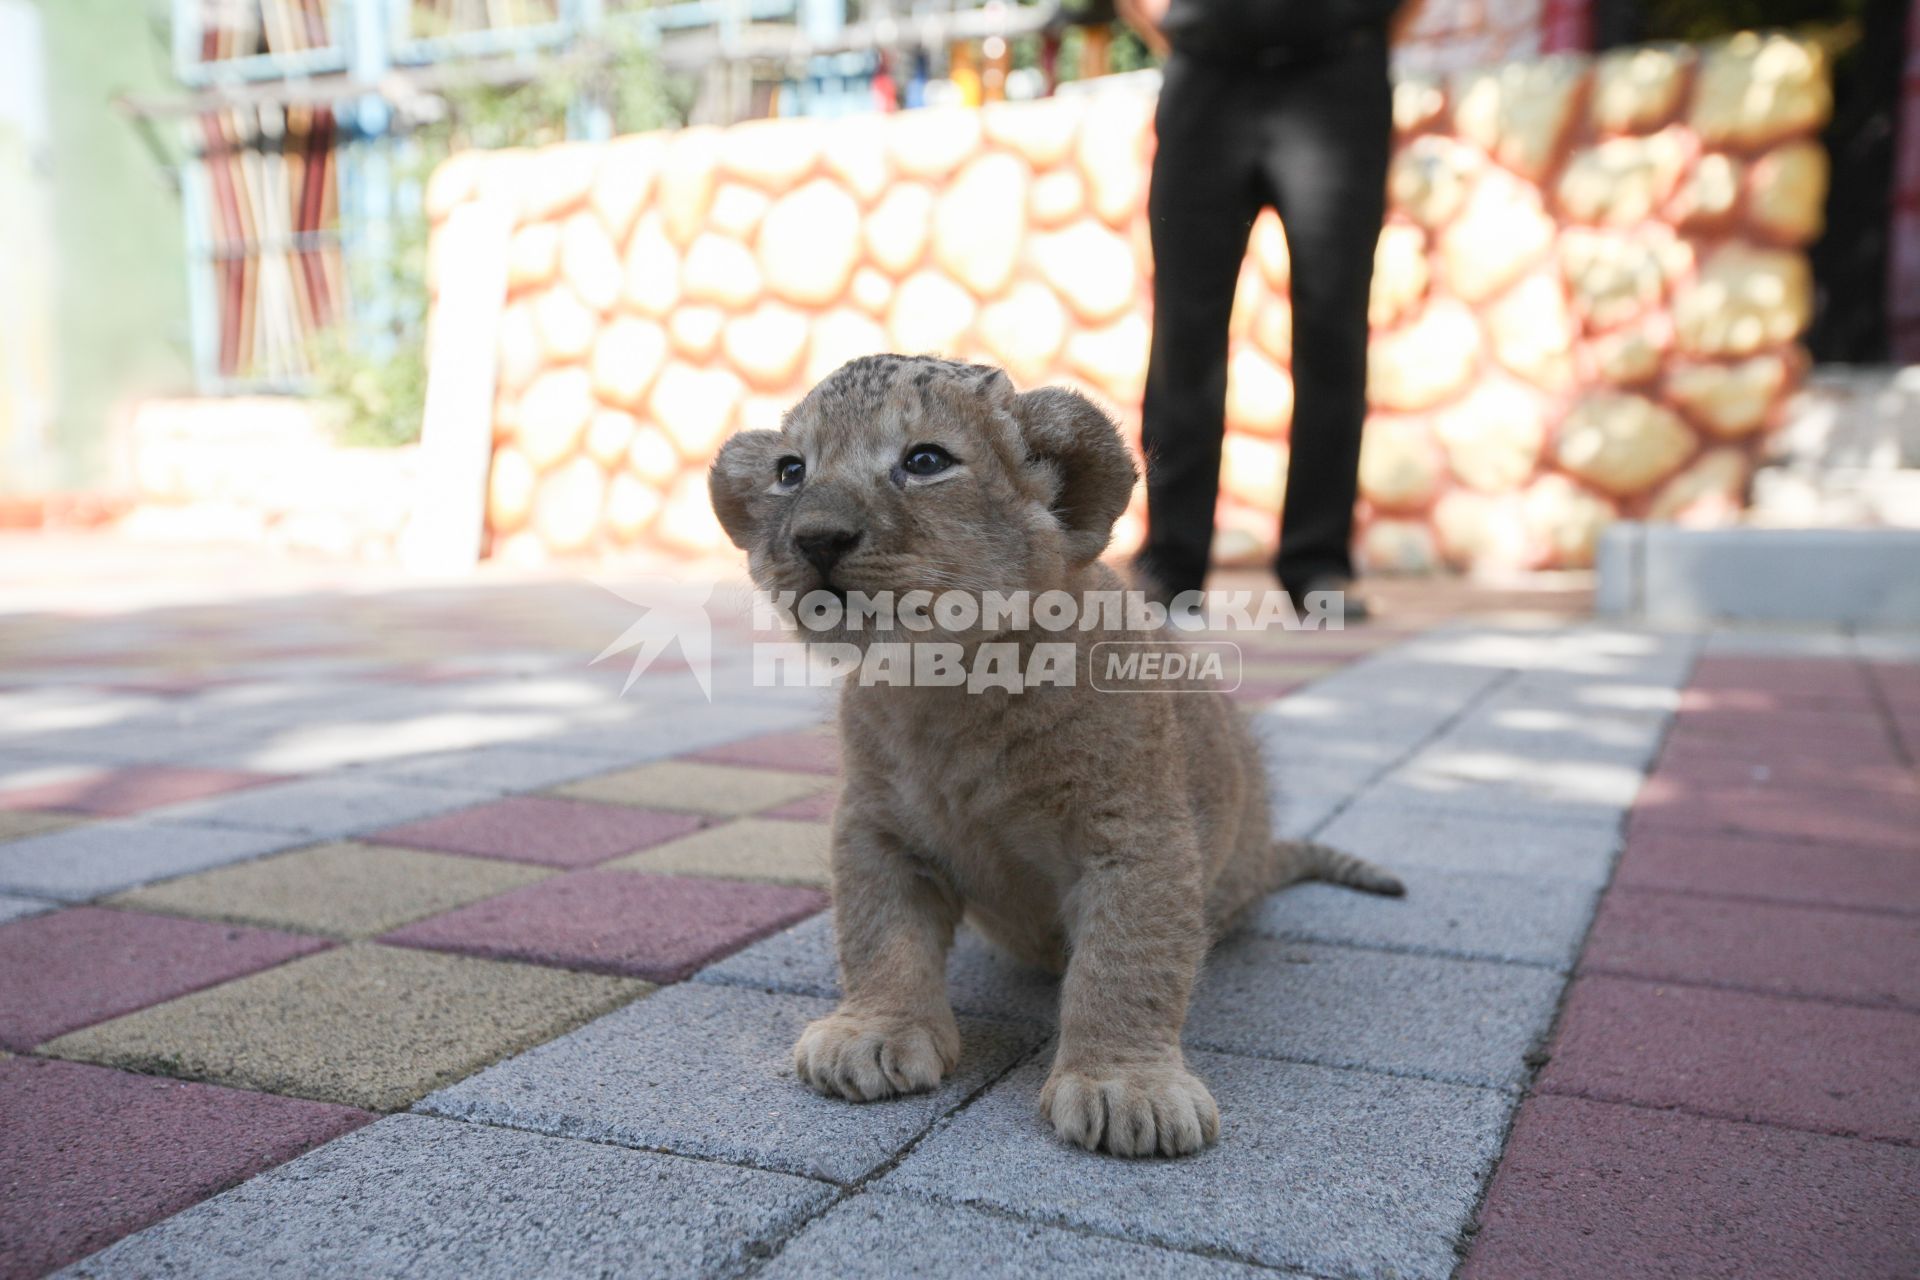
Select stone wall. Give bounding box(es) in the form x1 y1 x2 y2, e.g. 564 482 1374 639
426 31 1831 575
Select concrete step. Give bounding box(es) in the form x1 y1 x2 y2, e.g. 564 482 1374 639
1597 524 1920 626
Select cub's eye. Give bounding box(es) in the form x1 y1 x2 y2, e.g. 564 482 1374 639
775 457 805 488
901 445 956 477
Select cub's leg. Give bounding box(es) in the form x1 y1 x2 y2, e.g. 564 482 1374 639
1041 829 1218 1157
794 813 963 1102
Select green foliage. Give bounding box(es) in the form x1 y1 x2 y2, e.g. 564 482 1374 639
314 32 684 448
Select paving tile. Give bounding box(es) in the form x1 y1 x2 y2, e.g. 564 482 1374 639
554 759 830 816
111 842 554 939
43 943 642 1111
516 701 832 762
691 726 843 776
1315 800 1622 884
1701 629 1858 659
1362 772 1637 826
0 1056 371 1280
363 744 632 793
1645 751 1918 797
761 1192 1283 1279
1687 654 1877 700
697 912 1064 1026
1461 1093 1920 1280
608 816 833 886
1628 778 1920 851
764 789 839 822
62 1113 835 1280
0 892 53 923
1580 887 1920 1011
0 818 303 901
0 764 284 818
1246 866 1601 969
879 1050 1513 1280
1657 722 1903 770
152 775 498 838
0 808 79 842
372 794 705 868
420 981 1044 1184
1614 827 1920 916
1388 753 1649 810
1187 935 1563 1089
0 907 326 1051
1670 704 1890 740
381 869 825 980
1537 975 1920 1143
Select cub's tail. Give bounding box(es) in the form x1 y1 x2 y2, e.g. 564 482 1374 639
1284 841 1406 897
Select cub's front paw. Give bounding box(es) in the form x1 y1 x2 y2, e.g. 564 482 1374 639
793 1010 960 1102
1039 1062 1220 1157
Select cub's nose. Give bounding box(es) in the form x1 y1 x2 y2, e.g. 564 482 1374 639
793 527 863 576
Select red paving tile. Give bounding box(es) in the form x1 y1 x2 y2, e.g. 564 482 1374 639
690 728 842 776
1614 828 1920 916
1687 656 1878 702
1628 778 1920 850
1537 975 1920 1143
0 1055 370 1279
1580 887 1920 1011
763 789 838 822
1656 725 1906 772
1670 705 1892 737
1645 753 1918 797
378 868 826 981
0 908 328 1051
1463 1093 1920 1280
0 765 285 818
372 795 706 869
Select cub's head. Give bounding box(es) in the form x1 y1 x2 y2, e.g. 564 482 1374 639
708 355 1136 634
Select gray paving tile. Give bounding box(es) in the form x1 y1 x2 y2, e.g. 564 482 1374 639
357 745 627 794
761 1192 1286 1279
419 981 1046 1183
1246 866 1600 971
0 820 305 901
1702 629 1855 658
696 913 1063 1027
1358 774 1631 827
0 892 54 923
878 1050 1513 1280
1250 719 1406 777
150 777 498 838
60 1114 834 1280
516 701 829 762
1386 754 1649 810
1274 788 1354 839
1317 799 1622 884
1188 936 1562 1090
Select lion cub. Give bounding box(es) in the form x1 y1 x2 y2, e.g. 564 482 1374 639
708 355 1401 1157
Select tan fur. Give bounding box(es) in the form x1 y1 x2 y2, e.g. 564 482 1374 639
709 355 1401 1158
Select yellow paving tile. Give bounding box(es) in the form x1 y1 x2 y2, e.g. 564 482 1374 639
607 818 831 888
110 842 554 940
552 760 828 817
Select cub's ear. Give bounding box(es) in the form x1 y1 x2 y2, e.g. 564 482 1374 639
1011 387 1139 566
708 430 787 550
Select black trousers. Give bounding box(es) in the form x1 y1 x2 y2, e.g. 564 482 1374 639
1136 38 1392 595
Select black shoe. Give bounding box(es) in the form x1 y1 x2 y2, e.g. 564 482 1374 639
1132 560 1203 612
1288 574 1370 625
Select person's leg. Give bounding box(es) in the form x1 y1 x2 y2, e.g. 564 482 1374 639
1137 56 1265 597
1260 35 1393 594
